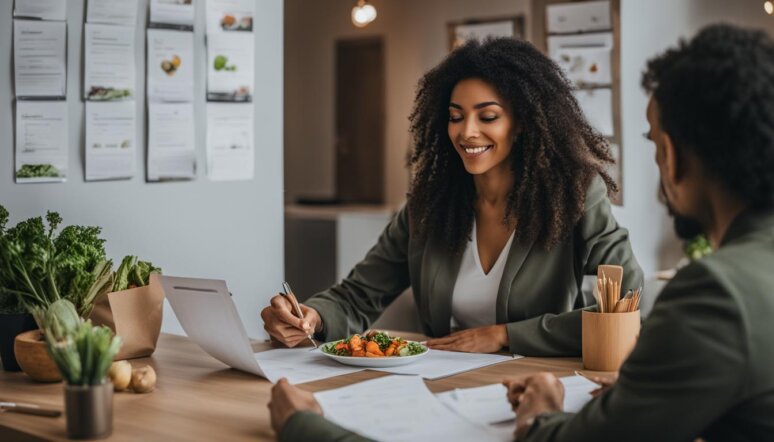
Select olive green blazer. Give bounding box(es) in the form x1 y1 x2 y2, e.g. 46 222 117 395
305 176 642 357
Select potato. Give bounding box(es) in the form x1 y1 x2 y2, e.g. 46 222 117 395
108 361 132 391
131 365 157 393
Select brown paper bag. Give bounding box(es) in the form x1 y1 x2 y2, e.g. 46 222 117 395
90 273 164 360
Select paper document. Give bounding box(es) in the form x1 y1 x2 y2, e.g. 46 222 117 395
436 384 514 425
548 33 613 86
254 349 364 385
147 102 196 181
206 32 254 101
206 102 254 181
372 349 518 380
15 101 68 183
84 23 136 101
87 0 139 26
14 0 67 20
315 375 500 442
574 88 613 136
206 0 255 33
85 101 137 181
150 0 195 28
147 29 194 103
559 375 597 412
13 19 67 98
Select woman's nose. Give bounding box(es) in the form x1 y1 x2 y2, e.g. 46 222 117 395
462 118 480 139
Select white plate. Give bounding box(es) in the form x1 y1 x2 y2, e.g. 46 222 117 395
320 340 429 368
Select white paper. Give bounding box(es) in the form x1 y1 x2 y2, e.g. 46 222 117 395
87 0 139 26
559 375 597 412
372 349 518 380
254 349 365 385
150 0 195 28
147 29 194 102
15 101 68 183
436 384 514 425
206 102 254 181
85 101 137 181
547 1 611 34
315 375 500 442
14 0 67 20
84 23 136 101
548 33 613 86
206 32 254 101
574 88 613 137
147 102 196 181
13 20 67 98
206 0 254 33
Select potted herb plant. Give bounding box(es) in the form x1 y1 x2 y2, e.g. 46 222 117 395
0 205 114 381
34 299 121 439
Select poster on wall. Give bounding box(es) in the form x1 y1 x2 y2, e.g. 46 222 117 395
548 32 612 87
147 102 196 181
147 29 195 102
206 32 254 101
150 0 195 28
15 101 68 183
13 19 67 98
205 0 254 34
573 88 613 137
84 23 137 101
86 0 139 26
14 0 67 21
85 101 137 181
206 102 254 181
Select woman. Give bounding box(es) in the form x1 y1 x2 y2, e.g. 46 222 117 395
262 38 642 356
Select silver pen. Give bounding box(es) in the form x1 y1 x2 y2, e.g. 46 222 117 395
0 402 62 417
281 282 318 348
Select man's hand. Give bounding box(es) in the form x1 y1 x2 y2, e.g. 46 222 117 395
425 325 508 353
268 378 323 434
503 373 564 440
588 372 618 398
260 293 322 347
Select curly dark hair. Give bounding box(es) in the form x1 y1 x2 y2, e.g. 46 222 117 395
407 38 617 253
642 24 774 209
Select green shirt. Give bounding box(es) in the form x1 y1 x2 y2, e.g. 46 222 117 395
305 176 643 357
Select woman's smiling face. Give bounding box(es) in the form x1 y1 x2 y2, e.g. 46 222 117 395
448 78 517 176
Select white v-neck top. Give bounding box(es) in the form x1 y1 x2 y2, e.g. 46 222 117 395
450 221 515 330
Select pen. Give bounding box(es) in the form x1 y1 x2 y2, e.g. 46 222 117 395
281 282 318 348
0 402 62 417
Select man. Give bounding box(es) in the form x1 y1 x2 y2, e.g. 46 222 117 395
267 24 774 441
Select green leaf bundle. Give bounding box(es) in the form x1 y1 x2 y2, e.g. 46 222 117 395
112 255 161 292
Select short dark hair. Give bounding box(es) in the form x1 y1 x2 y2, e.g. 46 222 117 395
642 24 774 209
408 38 617 252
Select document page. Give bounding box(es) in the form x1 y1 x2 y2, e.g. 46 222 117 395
85 101 137 181
206 32 254 101
147 102 196 181
146 29 194 102
84 23 136 101
373 349 518 380
14 0 66 20
13 20 67 98
206 102 254 181
206 0 255 34
315 375 501 442
254 348 364 385
150 0 195 28
87 0 139 26
15 101 68 183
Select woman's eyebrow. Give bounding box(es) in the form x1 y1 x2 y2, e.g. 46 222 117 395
448 101 503 109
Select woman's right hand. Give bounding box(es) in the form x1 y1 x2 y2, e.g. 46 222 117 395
260 293 323 347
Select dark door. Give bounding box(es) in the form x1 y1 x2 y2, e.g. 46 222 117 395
335 37 385 204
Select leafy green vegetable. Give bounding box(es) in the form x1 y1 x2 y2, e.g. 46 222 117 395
37 300 121 386
16 164 61 178
370 331 392 351
0 205 113 319
112 255 161 292
407 342 426 355
685 234 712 261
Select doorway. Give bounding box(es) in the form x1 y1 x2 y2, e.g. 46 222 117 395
335 37 385 204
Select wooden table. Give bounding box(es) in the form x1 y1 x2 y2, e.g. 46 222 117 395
0 333 596 441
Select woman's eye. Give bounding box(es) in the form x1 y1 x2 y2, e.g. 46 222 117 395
449 115 463 123
480 114 499 122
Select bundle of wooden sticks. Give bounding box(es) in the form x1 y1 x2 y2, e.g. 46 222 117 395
595 267 641 313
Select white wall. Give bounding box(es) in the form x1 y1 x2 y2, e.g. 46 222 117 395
614 0 774 278
0 0 284 339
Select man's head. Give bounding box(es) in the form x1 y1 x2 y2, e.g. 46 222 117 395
642 24 774 239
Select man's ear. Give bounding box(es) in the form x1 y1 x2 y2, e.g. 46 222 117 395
660 132 682 185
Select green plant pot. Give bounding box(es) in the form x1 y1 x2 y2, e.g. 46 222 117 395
0 312 37 371
65 381 113 439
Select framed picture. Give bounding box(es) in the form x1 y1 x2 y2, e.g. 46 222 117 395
447 16 526 50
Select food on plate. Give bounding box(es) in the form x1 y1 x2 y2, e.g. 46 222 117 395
322 331 427 358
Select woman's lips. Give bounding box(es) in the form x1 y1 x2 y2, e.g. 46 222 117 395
460 143 493 157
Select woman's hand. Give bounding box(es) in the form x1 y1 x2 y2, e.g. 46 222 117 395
260 293 322 347
503 373 564 440
425 324 508 353
268 378 323 434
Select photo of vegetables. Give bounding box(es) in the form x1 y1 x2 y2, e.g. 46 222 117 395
160 54 181 76
322 331 427 358
213 54 237 72
87 86 132 101
220 14 253 31
16 164 62 179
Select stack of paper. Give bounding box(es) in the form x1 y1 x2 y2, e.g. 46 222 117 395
254 348 364 385
371 349 519 380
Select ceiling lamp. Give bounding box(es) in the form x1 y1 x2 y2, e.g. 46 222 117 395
766 1 774 15
352 0 377 28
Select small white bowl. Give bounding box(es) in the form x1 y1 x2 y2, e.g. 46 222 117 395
320 340 429 368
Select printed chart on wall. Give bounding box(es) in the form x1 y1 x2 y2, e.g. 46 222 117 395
84 23 136 102
150 0 195 28
86 0 139 26
206 103 254 181
206 32 254 102
15 101 69 183
13 19 67 98
85 100 137 181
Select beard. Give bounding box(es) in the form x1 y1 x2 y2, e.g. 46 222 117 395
659 184 705 240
